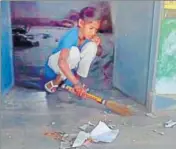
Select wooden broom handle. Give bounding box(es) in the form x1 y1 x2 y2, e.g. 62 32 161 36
86 93 103 103
65 86 103 103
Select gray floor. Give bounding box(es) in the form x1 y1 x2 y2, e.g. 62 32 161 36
1 86 176 149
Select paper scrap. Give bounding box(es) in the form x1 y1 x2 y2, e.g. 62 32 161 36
51 121 56 125
158 132 164 135
145 113 157 118
72 131 90 148
152 130 164 136
153 130 157 132
66 133 77 142
88 121 95 127
108 124 116 129
164 120 176 128
83 139 93 148
79 124 88 131
60 141 72 149
90 121 119 143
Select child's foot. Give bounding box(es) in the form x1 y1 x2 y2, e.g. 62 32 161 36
44 80 58 93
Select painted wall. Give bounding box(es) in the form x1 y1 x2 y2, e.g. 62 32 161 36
153 2 176 111
155 4 176 95
1 1 14 95
11 1 114 90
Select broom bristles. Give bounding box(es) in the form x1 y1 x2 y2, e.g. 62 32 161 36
106 100 133 116
63 85 132 116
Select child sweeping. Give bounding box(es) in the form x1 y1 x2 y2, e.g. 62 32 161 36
44 7 102 98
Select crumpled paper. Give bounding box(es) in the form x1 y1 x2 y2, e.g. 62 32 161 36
90 121 119 143
72 121 119 148
72 131 90 148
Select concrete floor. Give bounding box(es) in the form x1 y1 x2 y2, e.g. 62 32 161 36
1 86 176 149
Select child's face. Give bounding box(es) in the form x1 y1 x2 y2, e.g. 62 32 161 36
79 19 100 40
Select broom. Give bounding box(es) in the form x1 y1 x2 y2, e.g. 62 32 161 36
61 84 133 116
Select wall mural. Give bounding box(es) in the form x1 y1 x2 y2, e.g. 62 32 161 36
11 1 114 91
155 3 176 95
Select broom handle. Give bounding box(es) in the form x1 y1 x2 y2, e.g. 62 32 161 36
64 86 103 104
86 92 103 104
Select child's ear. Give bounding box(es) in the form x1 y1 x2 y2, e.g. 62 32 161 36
78 19 84 28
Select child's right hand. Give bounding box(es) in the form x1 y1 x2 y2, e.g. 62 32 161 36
92 35 101 46
73 83 87 98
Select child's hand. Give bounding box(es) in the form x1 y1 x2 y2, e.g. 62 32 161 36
73 82 87 98
92 36 101 46
96 46 103 56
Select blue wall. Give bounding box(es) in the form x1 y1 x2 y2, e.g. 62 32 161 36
1 1 14 95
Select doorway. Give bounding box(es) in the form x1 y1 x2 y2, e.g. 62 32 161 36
10 1 126 98
1 1 163 111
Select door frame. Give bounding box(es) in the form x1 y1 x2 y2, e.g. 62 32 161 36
149 1 176 113
146 1 163 112
0 2 1 95
0 1 15 96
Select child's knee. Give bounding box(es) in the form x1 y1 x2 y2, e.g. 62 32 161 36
47 52 60 74
68 46 80 68
69 46 80 59
83 42 97 56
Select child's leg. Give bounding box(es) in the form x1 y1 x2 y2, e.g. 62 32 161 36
45 74 62 92
58 46 81 87
45 46 81 92
62 41 97 91
44 52 65 93
76 41 98 78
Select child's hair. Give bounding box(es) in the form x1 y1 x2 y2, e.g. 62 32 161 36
79 7 102 22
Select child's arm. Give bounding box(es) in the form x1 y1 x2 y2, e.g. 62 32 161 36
96 45 103 56
91 35 102 56
58 48 79 85
58 49 87 97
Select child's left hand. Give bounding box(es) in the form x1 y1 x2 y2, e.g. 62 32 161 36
92 35 101 46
